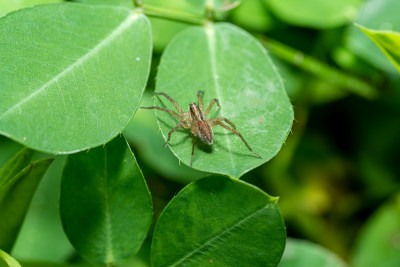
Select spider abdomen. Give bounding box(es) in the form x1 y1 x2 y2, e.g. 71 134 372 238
197 120 213 145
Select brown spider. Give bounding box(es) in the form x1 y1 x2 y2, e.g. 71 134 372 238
140 91 262 167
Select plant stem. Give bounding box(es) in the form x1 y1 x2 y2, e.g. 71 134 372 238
140 4 207 25
258 35 378 99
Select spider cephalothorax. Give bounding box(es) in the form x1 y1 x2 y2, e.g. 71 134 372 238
141 91 261 167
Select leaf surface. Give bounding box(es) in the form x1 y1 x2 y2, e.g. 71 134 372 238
0 149 53 252
345 0 400 73
60 135 152 266
154 23 293 178
265 0 360 29
0 3 151 153
0 249 21 267
151 176 286 267
356 24 400 73
278 239 347 267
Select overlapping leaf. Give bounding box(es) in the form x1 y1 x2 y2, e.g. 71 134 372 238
151 176 286 267
0 3 151 153
154 23 293 177
60 135 152 266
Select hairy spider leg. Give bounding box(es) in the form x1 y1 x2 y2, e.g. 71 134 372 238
210 121 262 158
197 90 204 111
191 135 197 167
139 106 184 121
204 98 220 116
165 121 189 146
208 117 236 129
155 92 186 116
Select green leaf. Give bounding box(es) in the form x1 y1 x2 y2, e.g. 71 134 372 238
356 24 400 73
0 149 53 252
60 135 152 266
0 3 151 153
0 137 22 169
351 194 400 267
151 176 286 267
11 157 74 262
264 0 360 29
124 90 206 183
278 239 347 267
0 0 62 16
345 0 400 73
0 249 21 267
154 23 293 178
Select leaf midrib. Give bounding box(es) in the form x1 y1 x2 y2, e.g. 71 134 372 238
205 25 235 171
0 11 140 120
169 204 272 266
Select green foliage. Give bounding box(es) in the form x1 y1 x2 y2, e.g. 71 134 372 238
0 0 399 266
0 148 53 252
60 135 152 266
0 3 151 153
278 239 347 267
265 0 360 29
0 249 21 267
155 23 293 177
151 176 286 267
351 194 400 267
345 0 400 73
356 24 400 73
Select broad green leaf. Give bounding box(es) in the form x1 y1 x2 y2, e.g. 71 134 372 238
0 249 21 267
356 24 400 73
151 176 286 267
60 135 152 266
0 0 62 16
351 194 400 267
124 90 206 183
0 149 53 252
345 0 400 73
0 3 151 153
264 0 360 29
12 157 74 262
278 239 347 267
154 23 293 178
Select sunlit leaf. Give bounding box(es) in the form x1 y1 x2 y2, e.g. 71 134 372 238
264 0 360 29
0 249 21 267
151 176 286 267
0 149 53 252
278 239 347 267
153 23 293 178
356 24 400 73
60 135 152 266
345 0 400 73
0 0 62 16
0 3 151 153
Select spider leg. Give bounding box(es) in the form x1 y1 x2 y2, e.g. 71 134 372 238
140 106 184 121
208 117 236 129
204 98 220 116
165 122 184 146
197 90 204 111
210 121 262 158
190 134 197 167
155 92 186 116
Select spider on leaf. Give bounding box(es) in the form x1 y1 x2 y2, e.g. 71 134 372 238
140 91 262 167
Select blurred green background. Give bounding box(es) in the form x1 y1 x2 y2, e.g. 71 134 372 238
1 0 400 266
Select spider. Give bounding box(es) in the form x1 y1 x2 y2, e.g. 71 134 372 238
140 91 262 167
